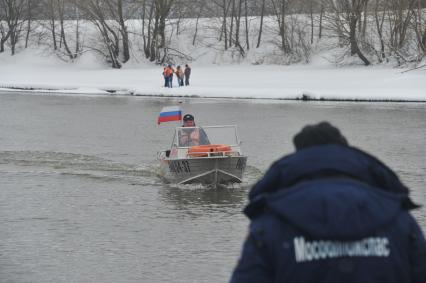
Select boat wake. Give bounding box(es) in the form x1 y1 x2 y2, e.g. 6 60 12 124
0 150 161 186
0 150 264 189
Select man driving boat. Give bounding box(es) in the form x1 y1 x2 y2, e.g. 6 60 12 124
179 114 210 146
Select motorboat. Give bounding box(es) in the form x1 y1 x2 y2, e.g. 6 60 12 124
157 125 247 186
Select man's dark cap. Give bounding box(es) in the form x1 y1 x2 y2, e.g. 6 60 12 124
293 121 348 151
183 114 194 121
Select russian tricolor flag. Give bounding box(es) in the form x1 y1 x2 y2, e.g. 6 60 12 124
157 106 182 125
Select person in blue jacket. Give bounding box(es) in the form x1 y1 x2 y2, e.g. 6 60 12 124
230 121 426 283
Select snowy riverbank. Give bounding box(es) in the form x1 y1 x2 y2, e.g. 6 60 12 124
1 51 425 101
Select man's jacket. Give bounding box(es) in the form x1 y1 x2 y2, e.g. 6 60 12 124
231 145 426 283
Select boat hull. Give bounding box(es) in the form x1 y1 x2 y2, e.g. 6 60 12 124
160 156 247 185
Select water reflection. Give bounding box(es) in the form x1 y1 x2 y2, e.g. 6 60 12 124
159 184 249 212
157 164 262 215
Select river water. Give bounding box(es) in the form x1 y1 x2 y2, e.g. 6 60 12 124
0 92 425 283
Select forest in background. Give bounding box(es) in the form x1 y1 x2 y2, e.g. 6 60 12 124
1 0 425 68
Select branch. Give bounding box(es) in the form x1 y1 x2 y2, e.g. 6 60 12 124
401 64 426 73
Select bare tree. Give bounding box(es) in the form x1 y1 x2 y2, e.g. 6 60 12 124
107 0 132 63
244 0 249 50
318 0 324 38
388 0 416 51
1 0 424 66
47 0 58 50
412 0 426 54
142 0 175 62
155 0 175 55
256 0 266 48
212 0 232 50
76 0 134 67
74 3 81 55
229 0 235 46
309 0 314 44
191 0 203 46
0 0 26 54
373 0 386 61
234 0 242 48
271 0 290 53
324 0 371 65
0 1 11 52
76 0 121 68
140 0 154 59
57 0 78 59
24 0 33 48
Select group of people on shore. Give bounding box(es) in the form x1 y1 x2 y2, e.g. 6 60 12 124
162 64 191 88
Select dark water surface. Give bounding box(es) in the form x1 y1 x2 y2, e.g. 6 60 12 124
0 92 425 282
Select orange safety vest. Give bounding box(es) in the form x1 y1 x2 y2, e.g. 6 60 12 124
165 67 173 77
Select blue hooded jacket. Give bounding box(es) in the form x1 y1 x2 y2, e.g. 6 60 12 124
231 145 426 283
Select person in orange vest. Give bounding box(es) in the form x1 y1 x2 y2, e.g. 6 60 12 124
179 114 210 146
162 67 168 87
167 65 174 88
162 65 174 88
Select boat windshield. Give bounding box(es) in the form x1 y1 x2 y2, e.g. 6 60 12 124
174 125 240 148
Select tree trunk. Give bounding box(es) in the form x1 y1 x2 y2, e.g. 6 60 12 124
349 16 370 65
192 6 202 46
117 0 130 63
101 23 121 68
159 16 166 48
222 0 229 50
229 0 235 46
8 0 25 56
420 0 426 52
310 0 314 44
25 0 32 48
280 0 287 52
49 0 57 50
244 0 249 50
145 1 155 59
150 12 159 62
422 31 426 52
235 0 242 47
350 17 358 56
1 29 11 53
374 0 386 61
75 5 80 55
11 28 16 55
319 2 323 39
57 0 75 59
60 20 74 59
362 2 368 38
141 0 147 54
257 0 265 48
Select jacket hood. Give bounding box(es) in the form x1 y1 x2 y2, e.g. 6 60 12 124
244 144 418 239
264 179 409 240
249 145 411 201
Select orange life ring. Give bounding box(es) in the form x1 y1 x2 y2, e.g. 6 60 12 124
188 144 232 157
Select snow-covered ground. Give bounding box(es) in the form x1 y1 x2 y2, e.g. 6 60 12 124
1 14 425 101
1 49 424 101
